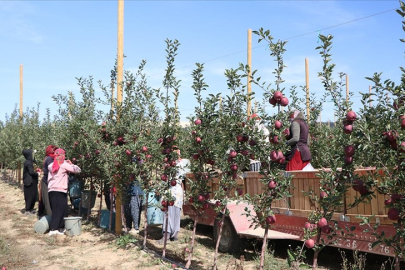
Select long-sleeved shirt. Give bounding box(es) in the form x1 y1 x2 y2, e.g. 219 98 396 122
48 162 81 193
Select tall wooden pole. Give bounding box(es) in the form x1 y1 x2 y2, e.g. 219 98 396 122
305 58 310 122
115 0 124 235
346 74 349 105
18 64 23 184
20 65 23 118
247 29 252 118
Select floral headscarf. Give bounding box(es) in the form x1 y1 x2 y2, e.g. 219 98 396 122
43 145 57 167
52 148 66 173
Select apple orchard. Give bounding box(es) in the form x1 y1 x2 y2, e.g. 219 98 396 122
2 3 405 270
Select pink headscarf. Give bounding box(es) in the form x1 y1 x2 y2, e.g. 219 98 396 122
289 110 301 122
52 148 66 173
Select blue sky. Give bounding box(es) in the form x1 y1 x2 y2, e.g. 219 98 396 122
0 1 402 124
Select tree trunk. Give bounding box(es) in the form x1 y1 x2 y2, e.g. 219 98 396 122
312 228 322 270
212 212 226 270
162 210 169 258
185 217 198 268
142 196 149 249
259 225 269 270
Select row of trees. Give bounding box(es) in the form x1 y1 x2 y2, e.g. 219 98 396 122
2 2 405 269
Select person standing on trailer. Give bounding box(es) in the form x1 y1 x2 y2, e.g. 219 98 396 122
285 110 312 171
47 148 81 235
38 145 57 218
22 149 40 215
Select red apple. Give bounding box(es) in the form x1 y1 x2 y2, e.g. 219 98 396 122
191 130 197 135
249 139 257 146
273 91 283 101
384 198 392 206
161 200 168 207
352 179 364 192
344 145 355 157
270 151 278 161
305 239 315 249
192 153 200 160
304 222 311 230
205 193 210 200
236 188 243 196
317 217 327 228
198 194 205 202
161 174 168 181
359 186 369 196
391 194 403 202
125 149 132 156
203 202 210 210
241 149 250 156
343 124 353 134
268 180 277 189
266 215 276 224
215 200 221 207
400 142 405 153
388 208 400 220
344 156 353 165
169 201 175 206
269 135 279 144
170 180 177 186
283 128 290 137
401 119 405 130
236 134 244 142
230 164 238 171
279 96 289 106
274 120 282 129
194 119 202 125
320 191 327 199
269 97 277 106
277 151 284 160
229 150 237 158
346 111 357 121
142 146 148 152
195 137 202 144
189 197 194 203
242 134 249 142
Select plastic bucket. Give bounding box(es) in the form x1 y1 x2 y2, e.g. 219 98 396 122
71 198 81 210
81 190 97 209
34 215 52 234
100 210 115 230
64 216 82 236
146 192 164 226
69 181 82 199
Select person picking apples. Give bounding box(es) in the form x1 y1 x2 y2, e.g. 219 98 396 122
47 148 81 236
124 175 144 235
285 110 312 171
157 147 188 244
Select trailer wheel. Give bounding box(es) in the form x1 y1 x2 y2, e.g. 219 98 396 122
213 217 243 254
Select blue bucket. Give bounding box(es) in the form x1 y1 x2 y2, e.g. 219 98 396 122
100 210 115 230
72 198 81 210
146 192 164 226
69 181 82 199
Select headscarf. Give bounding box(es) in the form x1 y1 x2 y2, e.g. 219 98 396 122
289 110 304 122
52 148 66 173
43 145 57 167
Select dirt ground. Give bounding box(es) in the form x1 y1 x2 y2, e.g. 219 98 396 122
0 173 395 270
0 174 268 270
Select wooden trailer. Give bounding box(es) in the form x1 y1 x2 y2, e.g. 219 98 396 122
183 169 396 256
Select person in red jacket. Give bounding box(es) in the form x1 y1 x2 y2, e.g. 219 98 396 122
47 148 81 236
285 110 312 171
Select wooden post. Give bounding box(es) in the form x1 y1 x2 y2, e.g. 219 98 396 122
115 0 124 235
305 58 310 122
18 64 23 185
247 29 252 118
369 85 372 108
346 74 349 105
